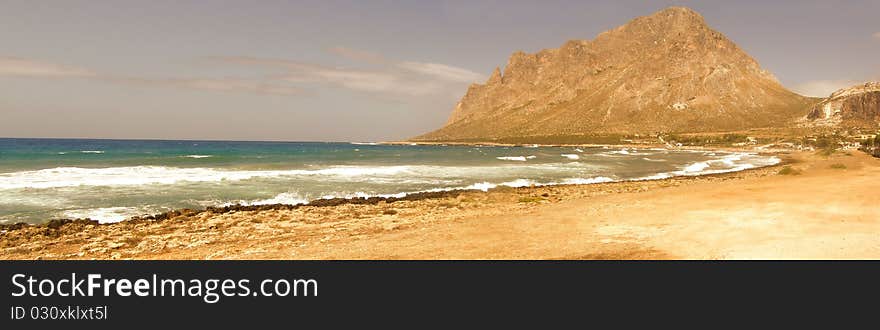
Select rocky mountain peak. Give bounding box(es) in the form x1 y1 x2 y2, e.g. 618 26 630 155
415 7 812 142
487 67 503 85
806 82 880 127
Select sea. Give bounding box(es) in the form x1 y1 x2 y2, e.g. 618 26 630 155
0 138 779 224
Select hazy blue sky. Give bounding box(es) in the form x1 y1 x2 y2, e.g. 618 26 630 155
2 0 878 141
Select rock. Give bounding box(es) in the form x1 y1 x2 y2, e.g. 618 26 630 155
413 6 812 142
805 82 880 127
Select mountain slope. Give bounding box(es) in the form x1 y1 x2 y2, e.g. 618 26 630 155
415 7 813 142
805 82 880 128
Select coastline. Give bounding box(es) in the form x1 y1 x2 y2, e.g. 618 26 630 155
0 145 786 233
0 149 795 259
381 139 799 154
3 149 877 260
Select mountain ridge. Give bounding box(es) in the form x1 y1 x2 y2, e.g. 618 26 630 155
805 82 880 128
415 7 815 142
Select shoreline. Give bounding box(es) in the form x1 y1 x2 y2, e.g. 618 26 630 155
381 140 803 155
0 147 789 234
3 150 878 260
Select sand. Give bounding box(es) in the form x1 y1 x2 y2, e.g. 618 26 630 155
1 150 878 260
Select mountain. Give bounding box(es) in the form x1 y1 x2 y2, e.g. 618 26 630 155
414 7 813 142
805 82 880 128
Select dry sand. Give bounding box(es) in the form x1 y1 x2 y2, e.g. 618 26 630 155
1 150 877 260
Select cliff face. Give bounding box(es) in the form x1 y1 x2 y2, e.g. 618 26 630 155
415 7 813 141
806 82 880 128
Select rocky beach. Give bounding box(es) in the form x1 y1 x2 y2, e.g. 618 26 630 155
2 149 877 260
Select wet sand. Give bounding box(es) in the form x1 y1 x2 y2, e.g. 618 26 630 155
1 150 877 260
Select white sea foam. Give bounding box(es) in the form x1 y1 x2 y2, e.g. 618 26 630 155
299 175 617 203
561 154 580 160
0 165 415 189
182 155 213 159
0 194 69 207
558 177 615 185
574 148 584 153
499 179 538 187
681 161 711 173
671 153 778 177
496 156 528 161
631 153 779 181
526 155 537 159
80 150 105 154
227 192 309 206
464 182 492 191
630 173 674 181
62 207 143 224
0 162 611 190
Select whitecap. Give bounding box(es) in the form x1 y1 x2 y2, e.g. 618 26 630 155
0 165 416 189
630 173 674 181
499 179 538 187
670 153 779 176
226 192 309 206
561 154 580 160
62 207 144 224
496 156 528 161
557 177 615 185
682 161 711 173
182 155 212 159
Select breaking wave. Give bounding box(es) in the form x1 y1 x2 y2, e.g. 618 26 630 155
496 156 528 161
0 165 415 189
62 207 145 224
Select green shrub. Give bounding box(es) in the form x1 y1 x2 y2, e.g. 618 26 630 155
518 196 545 203
816 148 835 157
777 166 801 175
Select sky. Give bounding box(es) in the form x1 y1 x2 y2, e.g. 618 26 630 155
1 0 878 141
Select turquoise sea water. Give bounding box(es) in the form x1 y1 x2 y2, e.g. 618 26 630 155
0 138 779 224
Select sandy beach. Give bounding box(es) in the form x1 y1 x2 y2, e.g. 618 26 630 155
1 150 877 260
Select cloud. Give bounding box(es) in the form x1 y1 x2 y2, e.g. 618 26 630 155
327 47 387 64
0 57 95 77
108 77 305 96
397 62 485 83
791 79 862 97
171 78 304 96
204 56 319 71
326 47 485 83
2 50 486 99
0 55 303 96
286 68 443 96
214 52 483 97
